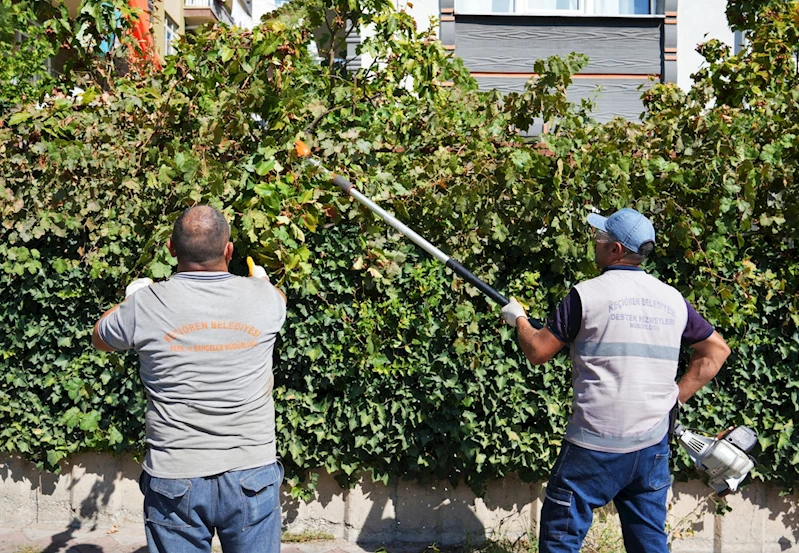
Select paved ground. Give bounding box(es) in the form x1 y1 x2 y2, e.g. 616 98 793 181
0 524 395 553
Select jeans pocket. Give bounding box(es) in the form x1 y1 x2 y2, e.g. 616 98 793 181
648 453 672 491
145 476 193 529
240 463 283 531
541 485 573 540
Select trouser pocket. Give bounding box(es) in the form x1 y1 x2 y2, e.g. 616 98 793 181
239 462 284 531
541 485 573 540
144 475 193 529
648 452 672 491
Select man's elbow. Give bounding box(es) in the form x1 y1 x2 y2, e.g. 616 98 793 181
720 340 732 363
528 354 548 365
523 347 553 366
712 332 732 364
519 329 564 366
694 331 731 374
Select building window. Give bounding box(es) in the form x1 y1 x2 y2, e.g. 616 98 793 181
164 16 178 56
456 0 654 15
592 0 651 15
525 0 580 12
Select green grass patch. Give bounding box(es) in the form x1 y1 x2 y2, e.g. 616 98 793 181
13 546 44 553
282 530 336 542
415 508 625 553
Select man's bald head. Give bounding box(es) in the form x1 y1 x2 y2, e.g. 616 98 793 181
171 206 231 265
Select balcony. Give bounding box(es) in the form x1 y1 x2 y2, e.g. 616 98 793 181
184 0 234 28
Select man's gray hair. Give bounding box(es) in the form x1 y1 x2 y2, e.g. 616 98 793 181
622 241 654 264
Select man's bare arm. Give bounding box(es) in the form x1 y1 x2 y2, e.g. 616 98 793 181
678 330 730 404
91 304 121 352
516 317 566 365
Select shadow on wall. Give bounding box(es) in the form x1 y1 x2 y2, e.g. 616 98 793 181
758 484 799 550
354 481 489 548
669 479 799 550
0 454 147 553
1 455 141 516
281 469 539 547
6 453 799 550
68 454 127 530
667 482 717 544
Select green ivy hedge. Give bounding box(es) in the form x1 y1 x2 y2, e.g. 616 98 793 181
1 0 798 495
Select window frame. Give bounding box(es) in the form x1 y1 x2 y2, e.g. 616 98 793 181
164 15 179 57
522 0 582 16
455 0 657 16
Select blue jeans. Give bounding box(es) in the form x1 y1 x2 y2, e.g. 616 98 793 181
140 462 284 553
539 434 671 553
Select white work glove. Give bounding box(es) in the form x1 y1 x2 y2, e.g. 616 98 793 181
125 277 153 297
501 298 527 327
247 256 269 281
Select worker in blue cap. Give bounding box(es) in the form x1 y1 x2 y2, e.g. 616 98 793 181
501 207 731 553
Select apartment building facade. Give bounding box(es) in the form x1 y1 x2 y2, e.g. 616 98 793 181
53 0 738 116
352 0 739 121
151 0 278 59
59 0 277 61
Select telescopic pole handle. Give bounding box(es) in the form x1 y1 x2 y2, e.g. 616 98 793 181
295 140 544 329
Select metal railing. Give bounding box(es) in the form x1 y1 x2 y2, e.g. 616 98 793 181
184 0 234 25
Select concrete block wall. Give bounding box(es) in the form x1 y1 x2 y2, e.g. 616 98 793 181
1 453 797 551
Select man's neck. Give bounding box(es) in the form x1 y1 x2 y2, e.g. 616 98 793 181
599 258 643 271
176 261 229 273
612 260 641 268
600 259 644 272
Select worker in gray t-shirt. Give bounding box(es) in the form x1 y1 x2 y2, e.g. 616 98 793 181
92 205 287 553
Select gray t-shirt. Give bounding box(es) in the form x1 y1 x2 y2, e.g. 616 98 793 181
98 271 286 478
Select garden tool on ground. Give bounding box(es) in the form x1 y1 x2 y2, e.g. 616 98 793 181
673 422 758 496
294 140 543 329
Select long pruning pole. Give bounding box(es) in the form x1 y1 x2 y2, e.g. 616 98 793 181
295 140 543 329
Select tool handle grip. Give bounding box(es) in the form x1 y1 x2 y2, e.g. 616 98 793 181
332 174 353 194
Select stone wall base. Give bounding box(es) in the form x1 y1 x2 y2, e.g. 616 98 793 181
1 453 797 551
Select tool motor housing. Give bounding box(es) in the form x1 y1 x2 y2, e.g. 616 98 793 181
674 423 757 496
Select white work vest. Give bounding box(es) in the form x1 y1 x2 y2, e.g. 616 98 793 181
565 268 688 453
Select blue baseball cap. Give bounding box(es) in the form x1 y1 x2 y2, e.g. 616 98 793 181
587 208 655 254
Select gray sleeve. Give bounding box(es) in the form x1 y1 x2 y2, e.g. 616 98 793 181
268 283 287 327
250 278 287 331
97 299 137 351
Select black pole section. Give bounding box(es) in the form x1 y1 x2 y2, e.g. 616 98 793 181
446 259 508 306
445 259 544 329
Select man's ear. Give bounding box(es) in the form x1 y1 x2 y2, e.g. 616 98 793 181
224 242 234 262
610 241 626 262
167 239 177 258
